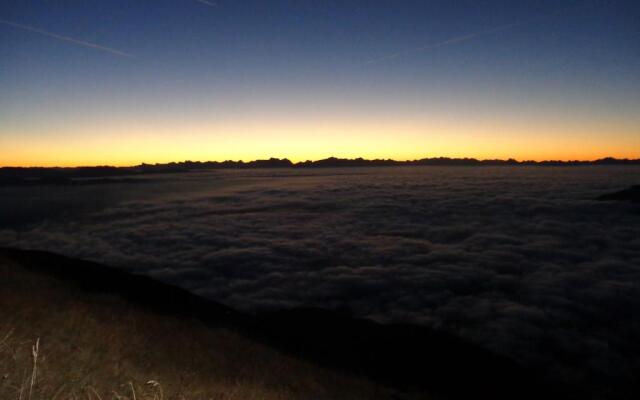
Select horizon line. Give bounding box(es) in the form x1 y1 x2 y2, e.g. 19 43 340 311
3 155 640 169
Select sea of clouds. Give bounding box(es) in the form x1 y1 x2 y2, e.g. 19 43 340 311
1 166 639 388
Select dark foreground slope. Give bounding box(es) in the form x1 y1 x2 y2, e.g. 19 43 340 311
0 248 391 400
1 248 560 399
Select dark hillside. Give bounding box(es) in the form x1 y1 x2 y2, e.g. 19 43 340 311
1 248 564 399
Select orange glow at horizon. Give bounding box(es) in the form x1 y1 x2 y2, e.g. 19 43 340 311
2 115 638 167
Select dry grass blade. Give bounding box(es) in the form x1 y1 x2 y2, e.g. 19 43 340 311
0 328 14 351
18 367 27 400
51 384 67 400
28 338 39 400
86 385 103 400
111 391 124 400
146 380 163 400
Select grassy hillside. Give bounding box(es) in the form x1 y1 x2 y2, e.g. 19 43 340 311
0 249 398 400
0 248 557 400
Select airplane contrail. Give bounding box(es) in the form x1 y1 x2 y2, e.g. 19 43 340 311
0 18 135 58
367 20 527 64
194 0 217 7
366 3 598 64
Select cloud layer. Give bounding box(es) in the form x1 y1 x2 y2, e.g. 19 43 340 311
2 166 640 392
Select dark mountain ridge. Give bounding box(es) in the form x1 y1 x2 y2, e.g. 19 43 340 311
2 156 639 186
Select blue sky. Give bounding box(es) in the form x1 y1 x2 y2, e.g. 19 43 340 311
1 0 639 165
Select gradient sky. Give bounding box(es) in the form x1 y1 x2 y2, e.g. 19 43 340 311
1 0 639 166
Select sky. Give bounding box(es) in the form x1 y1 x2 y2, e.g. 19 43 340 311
1 0 639 166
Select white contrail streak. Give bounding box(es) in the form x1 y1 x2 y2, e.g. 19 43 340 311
0 18 135 58
367 21 527 64
194 0 217 7
367 20 528 64
365 3 597 64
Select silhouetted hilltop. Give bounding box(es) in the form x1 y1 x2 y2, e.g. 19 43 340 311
133 156 640 169
297 157 399 167
2 157 639 185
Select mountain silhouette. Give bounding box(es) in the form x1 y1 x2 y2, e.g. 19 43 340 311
2 157 639 186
